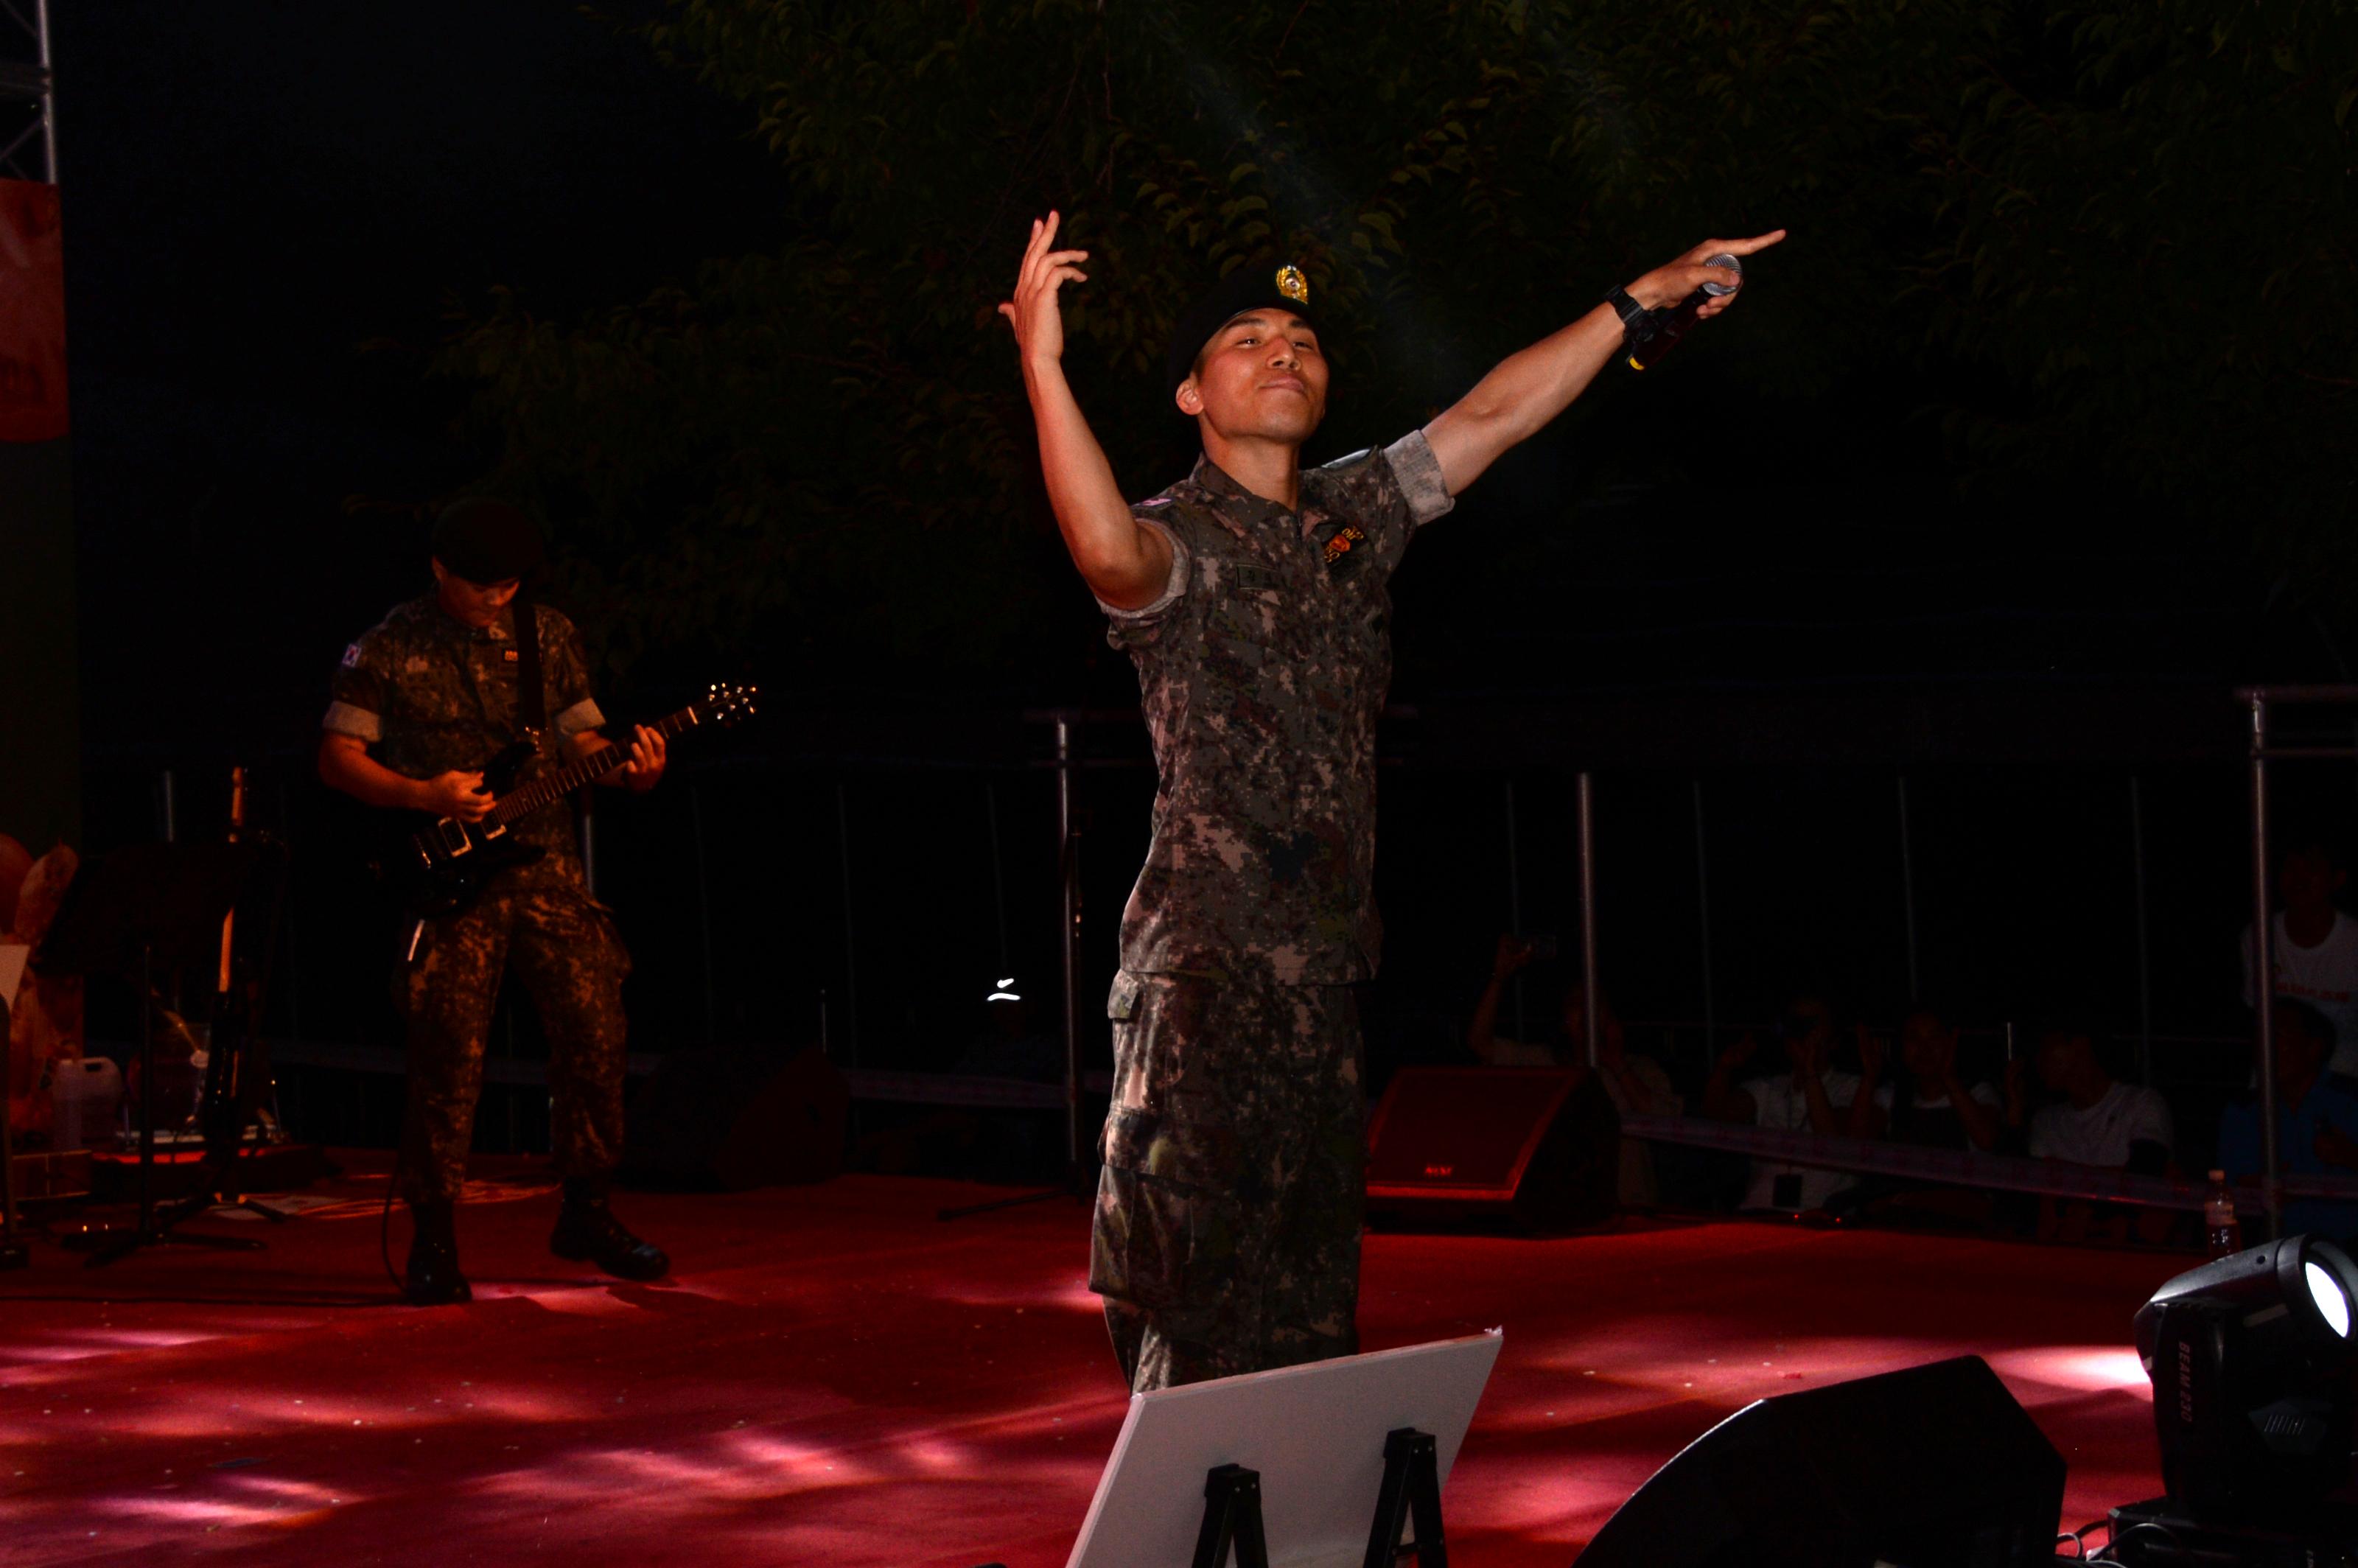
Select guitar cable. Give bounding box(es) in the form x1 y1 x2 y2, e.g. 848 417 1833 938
378 919 425 1295
378 1143 406 1295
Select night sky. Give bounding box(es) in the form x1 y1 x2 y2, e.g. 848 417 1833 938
63 3 786 755
58 4 2325 752
40 5 2343 1135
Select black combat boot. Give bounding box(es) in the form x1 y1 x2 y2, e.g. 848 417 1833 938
403 1198 473 1306
550 1177 669 1281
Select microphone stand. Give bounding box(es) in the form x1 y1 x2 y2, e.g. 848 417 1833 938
939 711 1095 1222
40 841 270 1267
1 984 25 1270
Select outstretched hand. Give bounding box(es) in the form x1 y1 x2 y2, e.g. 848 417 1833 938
1630 230 1788 317
1491 933 1538 981
996 211 1091 367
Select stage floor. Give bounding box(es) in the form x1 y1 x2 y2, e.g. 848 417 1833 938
1 1159 2176 1566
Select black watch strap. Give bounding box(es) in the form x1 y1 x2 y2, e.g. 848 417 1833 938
1606 284 1652 340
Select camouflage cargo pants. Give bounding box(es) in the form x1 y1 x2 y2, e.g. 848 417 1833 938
396 876 630 1203
1091 970 1365 1392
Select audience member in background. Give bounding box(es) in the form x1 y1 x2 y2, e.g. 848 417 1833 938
2243 836 2358 1079
2 833 83 1143
2023 1020 2172 1171
1874 1005 2004 1153
1468 934 1679 1205
2021 1017 2175 1244
1704 993 1875 1215
2217 998 2358 1243
1466 934 1561 1068
1836 1004 2005 1229
0 835 30 933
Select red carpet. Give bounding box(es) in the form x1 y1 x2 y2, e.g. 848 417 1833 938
1 1158 2175 1566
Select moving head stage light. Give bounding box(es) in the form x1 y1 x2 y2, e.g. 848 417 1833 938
2135 1233 2358 1524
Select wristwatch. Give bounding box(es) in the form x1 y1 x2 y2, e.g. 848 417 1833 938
1605 284 1654 346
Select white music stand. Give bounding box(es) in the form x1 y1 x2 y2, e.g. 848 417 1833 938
1066 1331 1502 1568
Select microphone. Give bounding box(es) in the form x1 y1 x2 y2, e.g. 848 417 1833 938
1626 253 1742 371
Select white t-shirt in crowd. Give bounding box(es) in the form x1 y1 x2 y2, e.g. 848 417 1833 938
2027 1080 2174 1167
1738 1070 1861 1212
2244 911 2358 1077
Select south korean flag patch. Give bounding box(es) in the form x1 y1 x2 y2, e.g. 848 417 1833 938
340 642 363 669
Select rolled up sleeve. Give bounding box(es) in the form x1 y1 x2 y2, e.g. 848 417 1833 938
1382 428 1456 528
553 699 606 738
322 701 381 742
1097 512 1190 626
325 637 388 742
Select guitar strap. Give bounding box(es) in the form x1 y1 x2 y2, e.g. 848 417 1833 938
511 588 547 741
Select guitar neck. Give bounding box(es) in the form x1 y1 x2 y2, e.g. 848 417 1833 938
487 704 702 827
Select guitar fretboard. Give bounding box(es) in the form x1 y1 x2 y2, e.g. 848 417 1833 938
488 704 706 827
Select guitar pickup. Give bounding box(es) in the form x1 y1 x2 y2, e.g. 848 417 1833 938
434 819 474 855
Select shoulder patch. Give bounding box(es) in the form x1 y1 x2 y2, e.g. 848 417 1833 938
1319 447 1374 472
1138 497 1173 508
340 642 363 668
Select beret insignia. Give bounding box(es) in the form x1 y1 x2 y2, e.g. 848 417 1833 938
1275 265 1309 306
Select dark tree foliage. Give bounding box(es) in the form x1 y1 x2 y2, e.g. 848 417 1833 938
437 0 2357 684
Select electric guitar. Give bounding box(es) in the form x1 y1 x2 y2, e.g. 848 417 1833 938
388 682 758 918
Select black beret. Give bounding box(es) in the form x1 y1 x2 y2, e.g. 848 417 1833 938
430 498 546 586
1164 261 1321 401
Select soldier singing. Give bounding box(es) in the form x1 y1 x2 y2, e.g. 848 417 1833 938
318 500 671 1305
999 214 1783 1390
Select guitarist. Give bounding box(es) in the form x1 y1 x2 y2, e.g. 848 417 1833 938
318 499 670 1304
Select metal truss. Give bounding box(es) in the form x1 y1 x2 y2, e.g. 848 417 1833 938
0 0 54 183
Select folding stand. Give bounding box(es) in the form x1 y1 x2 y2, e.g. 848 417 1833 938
1184 1429 1449 1568
1363 1428 1449 1568
1192 1465 1271 1568
940 712 1094 1223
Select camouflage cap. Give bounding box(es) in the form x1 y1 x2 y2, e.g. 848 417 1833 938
1165 261 1321 399
430 498 545 586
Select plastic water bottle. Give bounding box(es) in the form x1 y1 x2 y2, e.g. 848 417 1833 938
2205 1169 2241 1259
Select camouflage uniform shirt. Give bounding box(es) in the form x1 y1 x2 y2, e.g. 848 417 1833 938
323 595 606 879
1102 430 1455 983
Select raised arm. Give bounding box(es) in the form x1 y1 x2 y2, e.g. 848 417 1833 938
998 212 1173 612
1466 934 1535 1063
1422 230 1786 497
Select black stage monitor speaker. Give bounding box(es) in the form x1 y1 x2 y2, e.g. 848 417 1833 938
622 1044 848 1191
1364 1065 1618 1231
1578 1354 2065 1568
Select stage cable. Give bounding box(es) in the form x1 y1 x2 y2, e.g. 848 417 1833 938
378 1141 405 1294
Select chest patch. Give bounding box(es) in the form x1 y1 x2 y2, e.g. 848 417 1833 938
503 648 519 663
1322 525 1365 567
